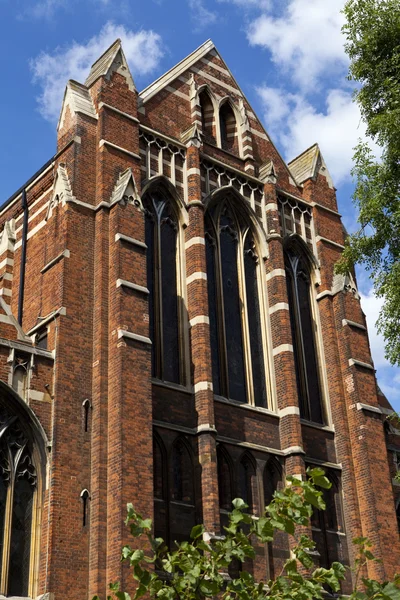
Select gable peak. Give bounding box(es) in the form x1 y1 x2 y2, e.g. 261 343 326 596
85 38 136 91
288 143 334 189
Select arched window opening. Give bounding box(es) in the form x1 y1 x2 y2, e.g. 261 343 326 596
153 437 168 544
217 446 232 512
199 90 216 145
205 196 268 408
169 438 196 547
285 247 324 423
12 360 29 401
171 440 193 503
310 471 345 569
0 404 38 597
144 190 181 384
263 458 281 508
219 102 237 154
238 454 256 514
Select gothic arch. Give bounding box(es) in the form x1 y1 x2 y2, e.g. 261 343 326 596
142 175 189 227
0 380 47 597
263 456 282 507
237 451 258 513
216 444 234 512
198 86 218 145
217 97 243 157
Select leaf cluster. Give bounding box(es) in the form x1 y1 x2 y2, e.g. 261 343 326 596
91 468 398 600
337 0 400 365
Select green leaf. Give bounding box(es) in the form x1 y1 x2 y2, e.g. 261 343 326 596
232 498 248 510
190 524 204 539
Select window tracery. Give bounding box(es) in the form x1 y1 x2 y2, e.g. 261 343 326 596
0 403 37 596
205 195 269 408
144 190 183 385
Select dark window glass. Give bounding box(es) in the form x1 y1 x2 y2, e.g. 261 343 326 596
0 472 6 583
244 234 267 408
161 217 180 383
153 439 164 500
263 460 281 507
311 473 343 569
285 250 323 423
205 231 221 395
297 272 323 423
199 90 215 144
8 477 33 596
219 103 236 153
217 447 232 511
220 218 246 403
171 441 193 504
144 192 180 384
145 213 156 377
238 456 254 512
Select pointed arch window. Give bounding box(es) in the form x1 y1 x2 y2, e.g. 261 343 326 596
199 89 216 145
205 196 268 407
285 246 324 423
263 458 281 508
0 405 38 597
238 454 257 514
144 190 182 384
219 102 237 154
310 471 345 568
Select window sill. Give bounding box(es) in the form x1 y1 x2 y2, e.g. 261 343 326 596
151 379 193 395
214 395 279 418
300 419 335 433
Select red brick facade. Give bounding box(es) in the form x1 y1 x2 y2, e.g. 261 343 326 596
0 39 399 599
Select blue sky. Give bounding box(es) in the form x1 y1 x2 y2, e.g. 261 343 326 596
1 0 399 409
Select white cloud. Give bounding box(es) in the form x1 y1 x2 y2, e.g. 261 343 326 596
188 0 217 29
248 0 347 90
256 86 371 185
217 0 271 9
30 22 163 123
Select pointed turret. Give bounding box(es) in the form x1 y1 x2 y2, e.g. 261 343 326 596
288 143 334 189
85 38 136 92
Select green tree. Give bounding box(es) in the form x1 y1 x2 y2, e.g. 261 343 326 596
337 0 400 365
94 469 400 600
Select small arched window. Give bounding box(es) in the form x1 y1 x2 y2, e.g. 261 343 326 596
171 439 194 504
285 245 324 423
310 471 345 568
0 403 38 596
199 89 216 145
263 458 281 508
144 190 182 384
205 195 268 407
219 102 237 154
238 454 257 513
217 445 233 512
169 438 196 546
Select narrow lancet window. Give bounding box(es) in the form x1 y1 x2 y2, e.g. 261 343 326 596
285 247 323 423
144 191 181 384
199 89 216 144
219 102 237 153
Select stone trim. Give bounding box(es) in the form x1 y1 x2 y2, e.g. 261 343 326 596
189 315 210 327
187 271 207 285
0 337 54 359
41 250 70 274
185 236 205 250
28 307 67 336
116 279 149 295
194 381 213 393
282 445 305 456
0 258 14 269
273 344 294 356
266 269 285 281
99 139 140 160
342 318 366 331
115 233 147 249
98 102 140 123
349 358 375 371
117 329 152 345
315 235 345 250
279 406 300 417
269 302 289 315
357 402 382 414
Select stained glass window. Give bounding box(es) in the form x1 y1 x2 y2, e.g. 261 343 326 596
144 191 181 384
0 405 37 596
205 195 268 407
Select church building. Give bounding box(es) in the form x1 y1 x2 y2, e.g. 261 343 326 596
0 39 399 599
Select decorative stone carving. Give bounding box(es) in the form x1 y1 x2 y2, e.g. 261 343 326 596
0 219 16 255
331 271 360 299
109 168 142 209
46 163 75 220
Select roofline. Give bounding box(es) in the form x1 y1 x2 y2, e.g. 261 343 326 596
287 142 319 165
139 39 215 101
88 38 121 70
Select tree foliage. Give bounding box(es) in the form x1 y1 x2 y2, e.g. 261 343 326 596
93 469 400 600
337 0 400 365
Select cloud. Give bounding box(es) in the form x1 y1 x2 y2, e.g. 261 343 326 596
188 0 217 30
217 0 271 9
248 0 347 90
30 22 163 123
256 86 372 185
